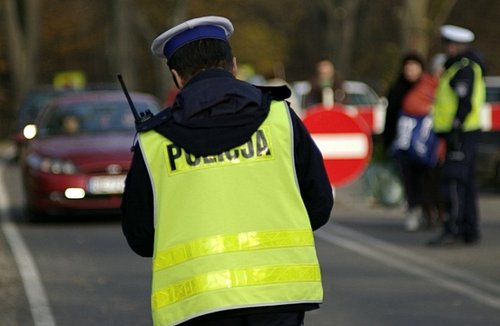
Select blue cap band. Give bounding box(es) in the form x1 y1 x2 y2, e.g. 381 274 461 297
163 25 227 59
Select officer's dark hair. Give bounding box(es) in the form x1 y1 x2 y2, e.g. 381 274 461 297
167 38 234 81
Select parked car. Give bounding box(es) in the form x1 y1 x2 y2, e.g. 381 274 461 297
337 80 387 107
476 76 500 186
19 90 161 219
338 80 388 134
485 76 500 102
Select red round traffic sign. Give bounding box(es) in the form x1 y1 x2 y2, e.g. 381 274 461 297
302 105 372 187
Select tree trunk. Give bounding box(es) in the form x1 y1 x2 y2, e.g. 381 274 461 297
336 0 361 77
108 0 137 89
4 0 40 107
400 0 429 54
399 0 456 57
133 0 188 100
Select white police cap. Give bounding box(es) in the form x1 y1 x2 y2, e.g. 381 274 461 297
440 25 474 43
151 16 234 60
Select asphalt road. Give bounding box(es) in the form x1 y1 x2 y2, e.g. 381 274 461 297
1 144 500 326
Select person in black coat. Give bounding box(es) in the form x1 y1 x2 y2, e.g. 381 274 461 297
383 52 426 153
383 52 443 231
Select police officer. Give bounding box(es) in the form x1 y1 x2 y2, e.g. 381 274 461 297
428 25 486 246
121 16 334 326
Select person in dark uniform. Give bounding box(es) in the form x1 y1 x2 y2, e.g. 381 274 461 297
121 16 333 326
428 25 486 246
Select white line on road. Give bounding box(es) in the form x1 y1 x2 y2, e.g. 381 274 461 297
316 223 500 310
0 164 57 326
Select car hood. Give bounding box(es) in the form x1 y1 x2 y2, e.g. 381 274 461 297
30 133 134 163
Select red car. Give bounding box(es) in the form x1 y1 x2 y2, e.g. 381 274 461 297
10 86 80 159
19 90 161 219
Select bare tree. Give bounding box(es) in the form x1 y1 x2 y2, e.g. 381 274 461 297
310 0 361 78
335 0 361 77
3 0 40 106
399 0 429 53
316 0 337 61
108 0 137 89
427 0 457 41
398 0 457 57
134 0 188 98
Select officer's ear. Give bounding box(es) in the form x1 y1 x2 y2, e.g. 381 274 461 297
231 57 238 77
170 69 184 89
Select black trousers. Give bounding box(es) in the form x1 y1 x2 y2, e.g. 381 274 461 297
398 156 441 210
440 130 480 241
181 311 305 326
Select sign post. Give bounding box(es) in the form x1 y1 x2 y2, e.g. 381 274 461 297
302 105 372 187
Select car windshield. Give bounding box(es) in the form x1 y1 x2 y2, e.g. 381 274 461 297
16 91 65 128
339 81 381 106
342 92 380 106
486 86 500 102
37 100 153 137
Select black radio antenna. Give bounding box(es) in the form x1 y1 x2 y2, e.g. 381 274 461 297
117 74 142 123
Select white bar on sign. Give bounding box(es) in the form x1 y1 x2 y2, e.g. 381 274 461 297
312 133 369 159
480 103 492 131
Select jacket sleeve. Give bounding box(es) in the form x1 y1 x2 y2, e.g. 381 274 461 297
289 108 334 230
450 65 474 126
121 144 155 257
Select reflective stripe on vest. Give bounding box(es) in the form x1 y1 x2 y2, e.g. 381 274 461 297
153 229 314 271
139 100 323 326
432 58 485 132
152 264 321 310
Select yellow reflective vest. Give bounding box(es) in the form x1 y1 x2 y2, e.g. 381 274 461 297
139 100 323 326
432 57 485 133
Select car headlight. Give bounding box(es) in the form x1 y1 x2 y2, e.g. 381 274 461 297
26 153 78 174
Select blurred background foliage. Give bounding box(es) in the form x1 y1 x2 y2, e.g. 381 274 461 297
1 0 499 137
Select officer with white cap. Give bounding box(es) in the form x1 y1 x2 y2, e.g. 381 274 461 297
428 24 486 246
149 16 235 89
121 16 333 326
440 24 475 44
151 16 233 59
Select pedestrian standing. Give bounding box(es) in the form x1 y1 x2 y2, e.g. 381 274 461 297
121 16 334 326
304 59 343 108
428 25 486 246
384 52 442 231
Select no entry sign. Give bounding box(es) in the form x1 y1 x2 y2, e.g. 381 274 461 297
302 105 372 187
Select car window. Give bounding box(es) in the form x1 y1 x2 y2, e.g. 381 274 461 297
16 89 79 128
486 86 500 102
37 100 156 137
340 81 381 106
16 92 58 128
342 93 379 106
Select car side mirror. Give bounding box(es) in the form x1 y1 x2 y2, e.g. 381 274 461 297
23 124 38 140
